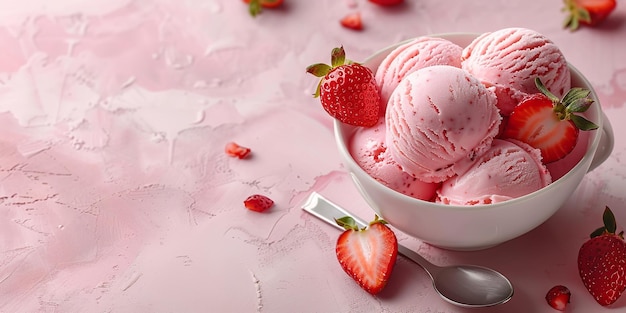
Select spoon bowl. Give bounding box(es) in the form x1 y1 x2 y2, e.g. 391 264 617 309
432 264 513 307
302 192 514 308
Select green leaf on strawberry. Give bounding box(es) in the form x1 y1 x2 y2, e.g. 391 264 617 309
331 46 346 67
534 77 598 130
589 207 621 238
335 216 360 230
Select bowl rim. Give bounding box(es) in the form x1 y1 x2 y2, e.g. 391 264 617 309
334 32 605 212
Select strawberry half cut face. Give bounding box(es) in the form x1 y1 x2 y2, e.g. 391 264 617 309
502 77 598 163
335 216 398 294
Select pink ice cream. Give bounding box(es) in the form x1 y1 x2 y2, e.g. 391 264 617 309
349 118 439 201
436 139 552 205
375 36 463 105
385 65 501 183
461 27 571 116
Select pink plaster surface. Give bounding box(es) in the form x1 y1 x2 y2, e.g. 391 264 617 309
0 0 625 312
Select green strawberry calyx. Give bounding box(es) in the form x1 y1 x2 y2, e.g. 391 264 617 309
535 77 599 131
306 46 356 98
248 0 262 17
335 215 388 231
562 0 592 31
590 206 624 239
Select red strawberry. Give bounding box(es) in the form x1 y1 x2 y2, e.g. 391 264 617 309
563 0 616 31
502 77 598 163
369 0 404 5
340 12 363 30
306 47 382 127
546 285 571 311
225 142 251 159
578 206 626 306
244 194 274 212
335 215 398 294
243 0 284 17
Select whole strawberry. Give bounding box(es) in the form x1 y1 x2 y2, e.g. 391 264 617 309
306 47 382 127
578 206 626 306
563 0 617 31
503 77 598 163
335 215 397 294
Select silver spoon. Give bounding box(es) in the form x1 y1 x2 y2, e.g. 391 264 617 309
302 192 514 308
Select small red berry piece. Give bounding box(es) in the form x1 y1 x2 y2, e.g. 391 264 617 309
563 0 617 31
243 0 284 17
340 12 363 30
546 285 571 311
369 0 403 5
335 215 398 294
306 46 382 127
244 194 274 212
502 77 598 163
225 142 251 159
578 206 626 306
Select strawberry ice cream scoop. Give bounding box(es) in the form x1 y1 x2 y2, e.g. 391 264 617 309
386 65 501 183
436 139 552 205
375 36 463 106
461 27 571 115
350 118 439 201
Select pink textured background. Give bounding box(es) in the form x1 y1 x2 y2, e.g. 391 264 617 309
0 0 625 312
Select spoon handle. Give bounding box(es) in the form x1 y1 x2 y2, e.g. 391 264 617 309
301 192 439 275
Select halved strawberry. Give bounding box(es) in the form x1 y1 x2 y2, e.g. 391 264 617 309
563 0 617 31
243 0 284 17
546 285 571 311
340 12 363 30
244 194 274 212
225 142 251 159
502 77 598 163
306 47 382 127
578 206 626 306
335 215 397 294
369 0 404 5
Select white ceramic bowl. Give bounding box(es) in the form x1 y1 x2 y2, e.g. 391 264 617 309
334 33 615 251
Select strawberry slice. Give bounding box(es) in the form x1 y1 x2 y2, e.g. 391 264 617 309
578 206 626 306
335 215 397 294
502 77 598 163
244 194 274 212
546 285 571 311
225 142 251 159
306 47 382 127
340 12 363 30
563 0 617 31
